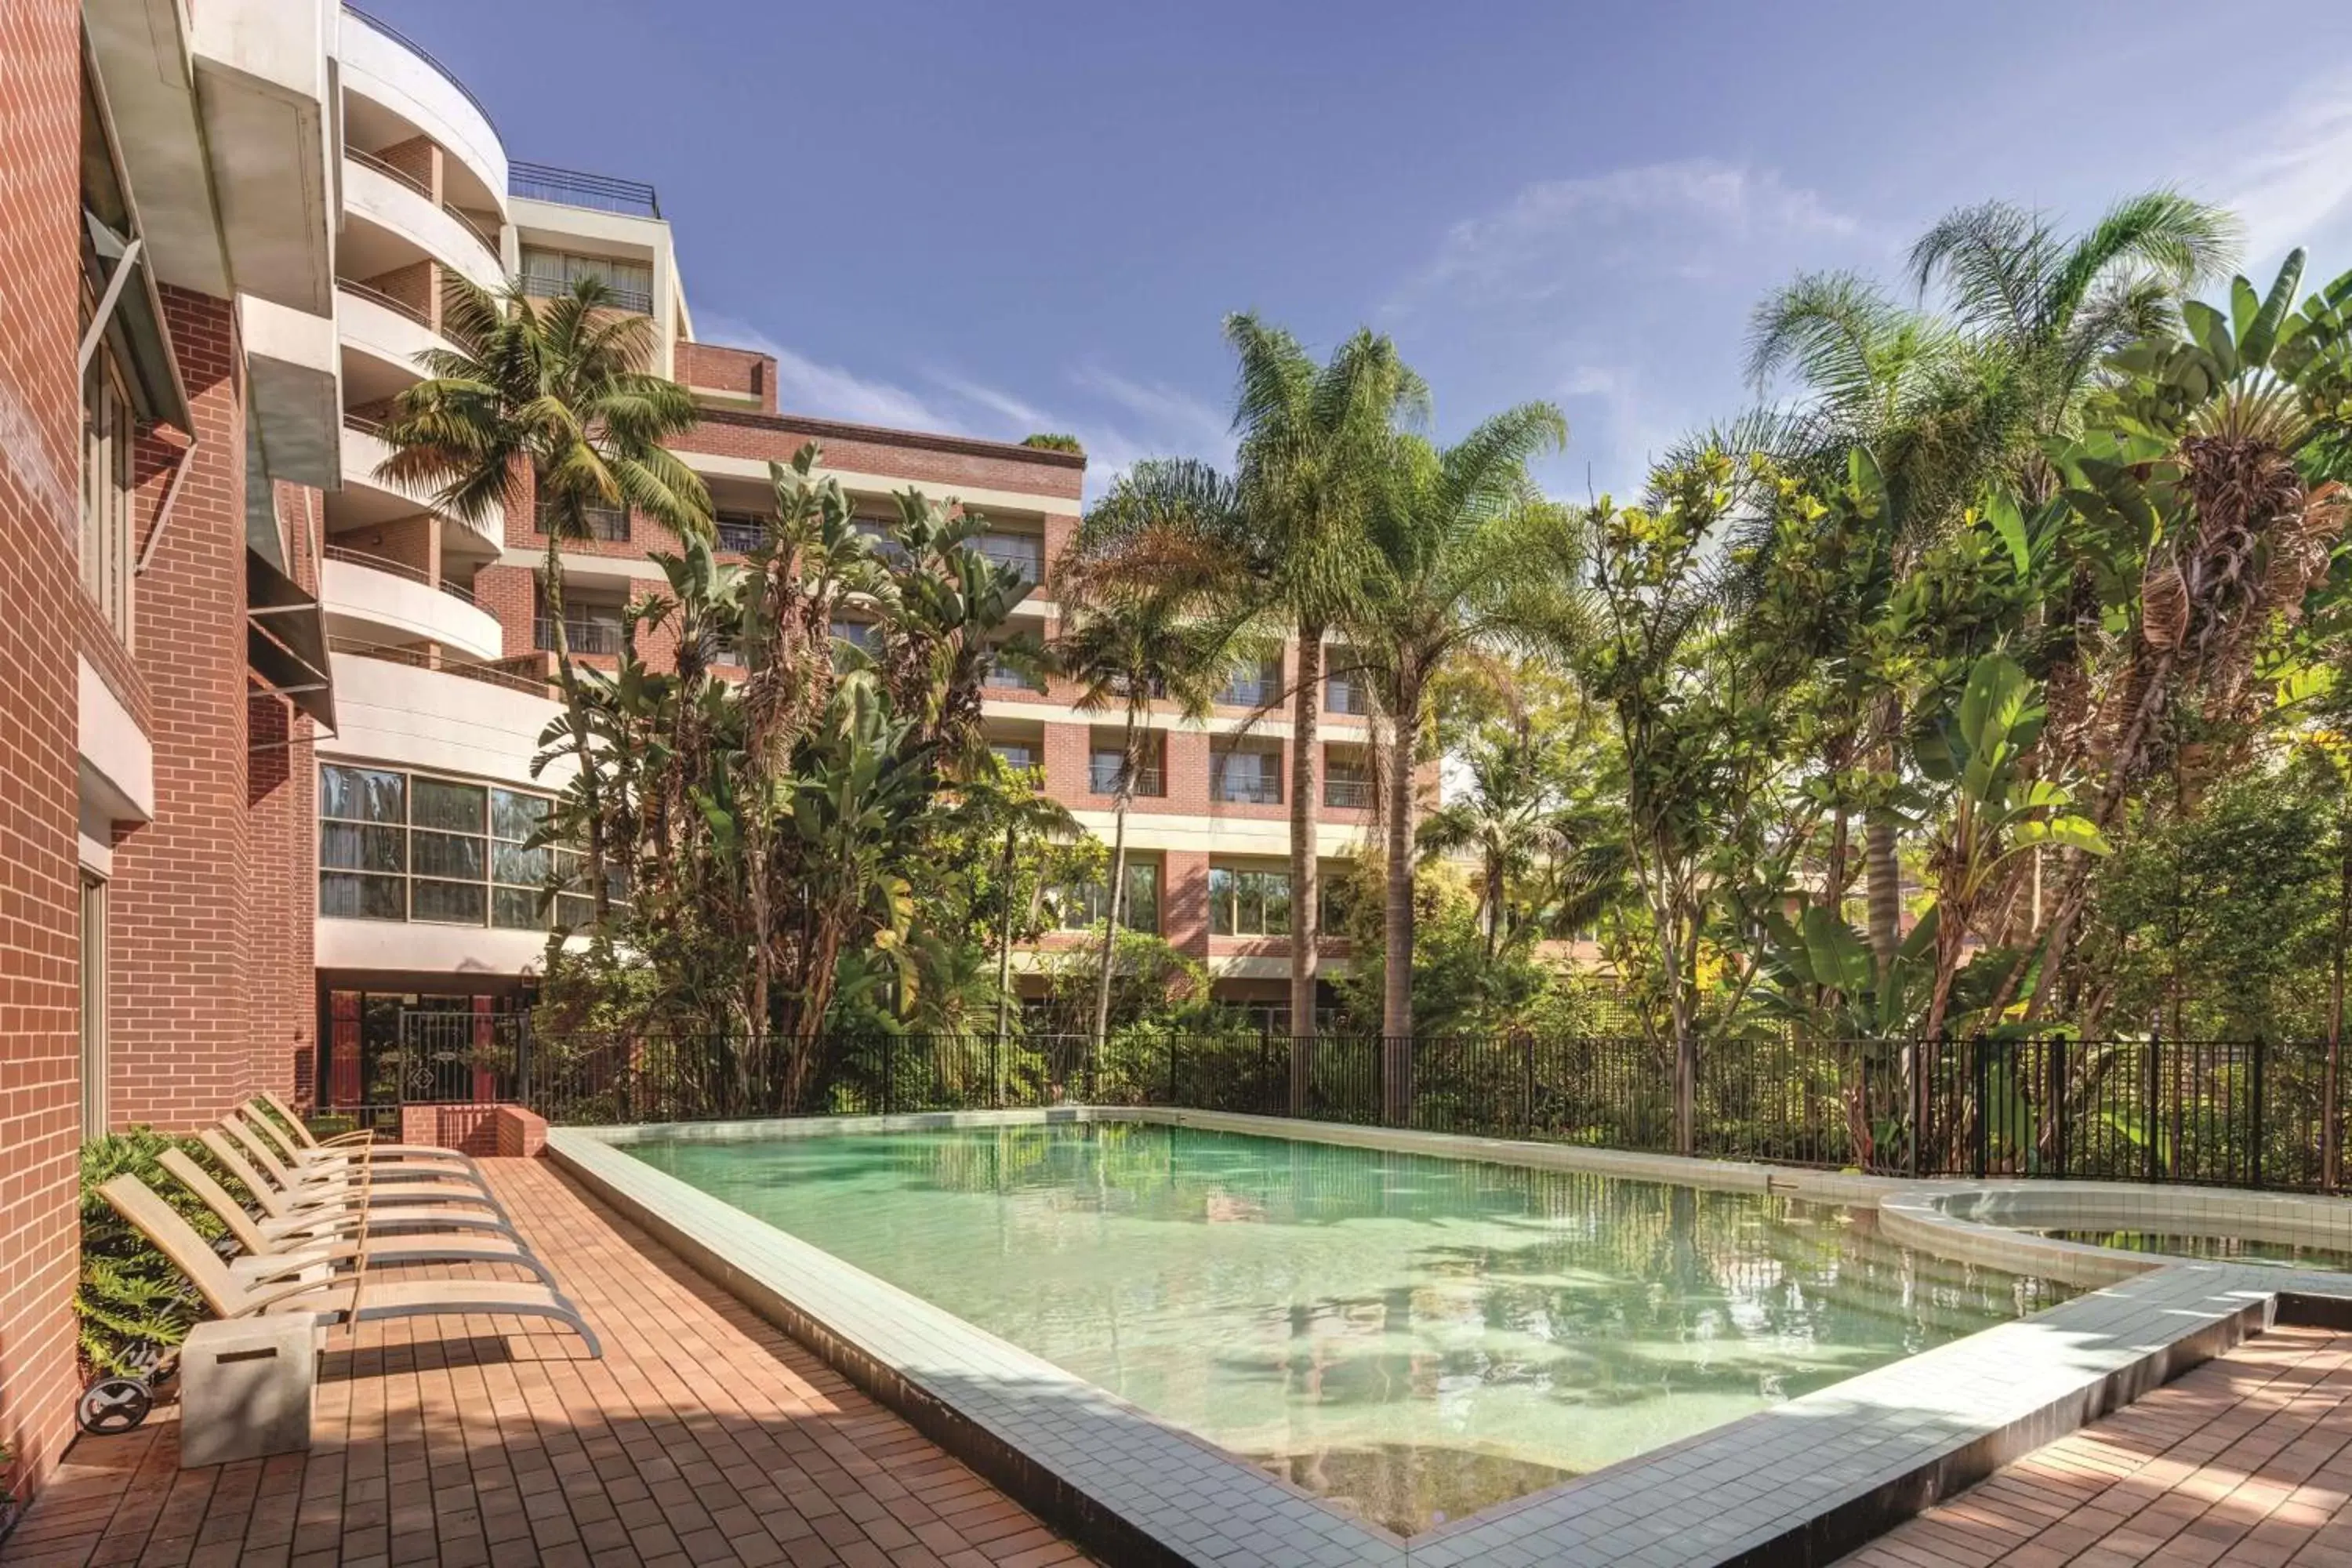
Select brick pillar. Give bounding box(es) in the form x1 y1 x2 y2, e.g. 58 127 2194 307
1164 851 1211 961
107 286 258 1131
473 562 538 659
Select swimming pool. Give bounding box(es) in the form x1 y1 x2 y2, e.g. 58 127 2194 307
625 1121 2070 1534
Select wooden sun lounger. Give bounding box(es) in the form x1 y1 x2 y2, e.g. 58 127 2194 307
100 1174 601 1356
199 1129 519 1240
214 1117 502 1203
158 1149 560 1290
233 1102 478 1176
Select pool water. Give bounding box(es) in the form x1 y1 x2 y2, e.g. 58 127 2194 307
2030 1229 2352 1270
628 1123 2067 1534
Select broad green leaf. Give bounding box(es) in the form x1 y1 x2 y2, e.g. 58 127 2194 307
1985 490 2030 578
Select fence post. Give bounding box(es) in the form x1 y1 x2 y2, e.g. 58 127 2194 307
1168 1033 1179 1107
1972 1036 1987 1179
884 1034 895 1117
2049 1035 2067 1178
517 1015 532 1110
2251 1036 2266 1191
1523 1036 1536 1138
2145 1018 2162 1184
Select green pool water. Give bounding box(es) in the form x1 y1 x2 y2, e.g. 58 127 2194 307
2028 1229 2352 1270
627 1123 2068 1534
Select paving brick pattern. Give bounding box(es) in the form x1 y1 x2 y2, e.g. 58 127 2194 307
0 1159 1092 1568
1842 1325 2352 1568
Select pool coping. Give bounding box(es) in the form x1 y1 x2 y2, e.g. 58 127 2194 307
546 1108 2352 1567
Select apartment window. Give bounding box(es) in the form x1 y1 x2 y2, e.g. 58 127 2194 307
1221 657 1282 709
80 875 107 1140
1325 655 1372 717
973 532 1041 584
1324 750 1373 809
1061 862 1160 935
1089 732 1165 797
535 595 626 655
714 512 766 554
985 649 1046 693
533 495 630 543
80 344 135 643
1210 746 1283 804
990 742 1037 771
1208 866 1290 936
321 764 584 929
517 247 654 314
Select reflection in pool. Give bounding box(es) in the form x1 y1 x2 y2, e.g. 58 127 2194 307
630 1123 2069 1534
2028 1228 2352 1271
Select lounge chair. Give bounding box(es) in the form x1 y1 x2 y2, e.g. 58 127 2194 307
215 1116 499 1201
100 1174 601 1356
233 1102 478 1177
198 1131 523 1242
157 1149 561 1290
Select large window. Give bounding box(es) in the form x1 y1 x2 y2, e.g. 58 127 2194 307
1061 862 1160 935
80 342 135 643
518 247 654 314
320 764 593 929
1210 746 1283 804
1208 866 1291 936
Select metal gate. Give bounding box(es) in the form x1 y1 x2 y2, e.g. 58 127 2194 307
391 1009 529 1105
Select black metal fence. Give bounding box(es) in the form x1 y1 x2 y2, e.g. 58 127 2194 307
498 1028 2346 1194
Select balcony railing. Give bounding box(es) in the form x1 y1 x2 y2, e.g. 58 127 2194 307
535 498 630 543
349 143 430 200
322 543 479 606
337 276 432 330
535 617 624 655
1211 766 1283 805
443 202 502 259
343 410 387 438
343 7 499 135
714 515 766 554
1323 776 1374 809
985 661 1046 694
510 161 662 220
1089 760 1166 797
517 270 654 315
330 637 550 698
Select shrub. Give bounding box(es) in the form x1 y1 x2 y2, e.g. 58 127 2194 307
78 1129 230 1378
1019 432 1084 456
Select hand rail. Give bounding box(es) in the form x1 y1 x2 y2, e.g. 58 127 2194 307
336 276 432 330
509 161 661 219
347 143 431 201
328 637 550 698
321 544 481 607
341 7 500 136
442 201 501 259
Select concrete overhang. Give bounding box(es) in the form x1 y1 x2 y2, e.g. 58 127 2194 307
77 656 154 825
83 0 230 297
239 292 343 489
189 0 336 314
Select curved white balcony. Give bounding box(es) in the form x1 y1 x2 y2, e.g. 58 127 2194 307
343 153 504 292
338 280 450 393
325 648 564 789
339 6 508 221
336 419 502 547
321 550 504 662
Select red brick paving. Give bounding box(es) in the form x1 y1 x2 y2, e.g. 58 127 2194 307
0 1158 1092 1567
1842 1323 2352 1567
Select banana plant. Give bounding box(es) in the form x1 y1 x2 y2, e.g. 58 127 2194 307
1914 652 2108 1037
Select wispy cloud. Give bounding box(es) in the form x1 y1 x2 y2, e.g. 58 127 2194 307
1400 158 1864 310
2204 71 2352 266
698 314 959 432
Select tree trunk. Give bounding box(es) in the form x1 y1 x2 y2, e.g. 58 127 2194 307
543 527 610 924
1288 628 1323 1112
1092 724 1138 1052
994 823 1018 1054
1668 911 1697 1156
2329 802 2350 1192
1864 810 1900 981
1381 670 1421 1123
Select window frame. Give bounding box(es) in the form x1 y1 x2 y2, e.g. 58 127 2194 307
319 762 585 931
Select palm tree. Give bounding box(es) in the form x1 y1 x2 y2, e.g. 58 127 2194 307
379 274 710 924
1417 731 1563 964
1744 191 2239 979
1063 317 1425 1080
1355 405 1570 1099
1051 590 1232 1051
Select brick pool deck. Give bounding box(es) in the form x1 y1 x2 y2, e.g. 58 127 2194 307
0 1159 1092 1568
1842 1323 2352 1568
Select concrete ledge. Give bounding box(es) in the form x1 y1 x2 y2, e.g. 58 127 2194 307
550 1110 2352 1567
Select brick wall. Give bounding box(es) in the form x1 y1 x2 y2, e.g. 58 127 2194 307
0 0 94 1511
676 341 775 413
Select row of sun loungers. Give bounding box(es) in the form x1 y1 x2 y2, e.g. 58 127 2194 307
100 1093 602 1357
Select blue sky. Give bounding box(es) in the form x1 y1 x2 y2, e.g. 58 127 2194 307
370 0 2352 500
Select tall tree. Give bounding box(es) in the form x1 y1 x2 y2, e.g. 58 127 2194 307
1051 591 1233 1050
1062 318 1425 1091
379 274 710 924
1355 403 1571 1096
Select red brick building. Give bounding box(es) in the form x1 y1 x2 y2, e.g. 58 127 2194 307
0 1 1393 1523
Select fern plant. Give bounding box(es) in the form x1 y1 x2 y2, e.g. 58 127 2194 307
77 1129 234 1379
